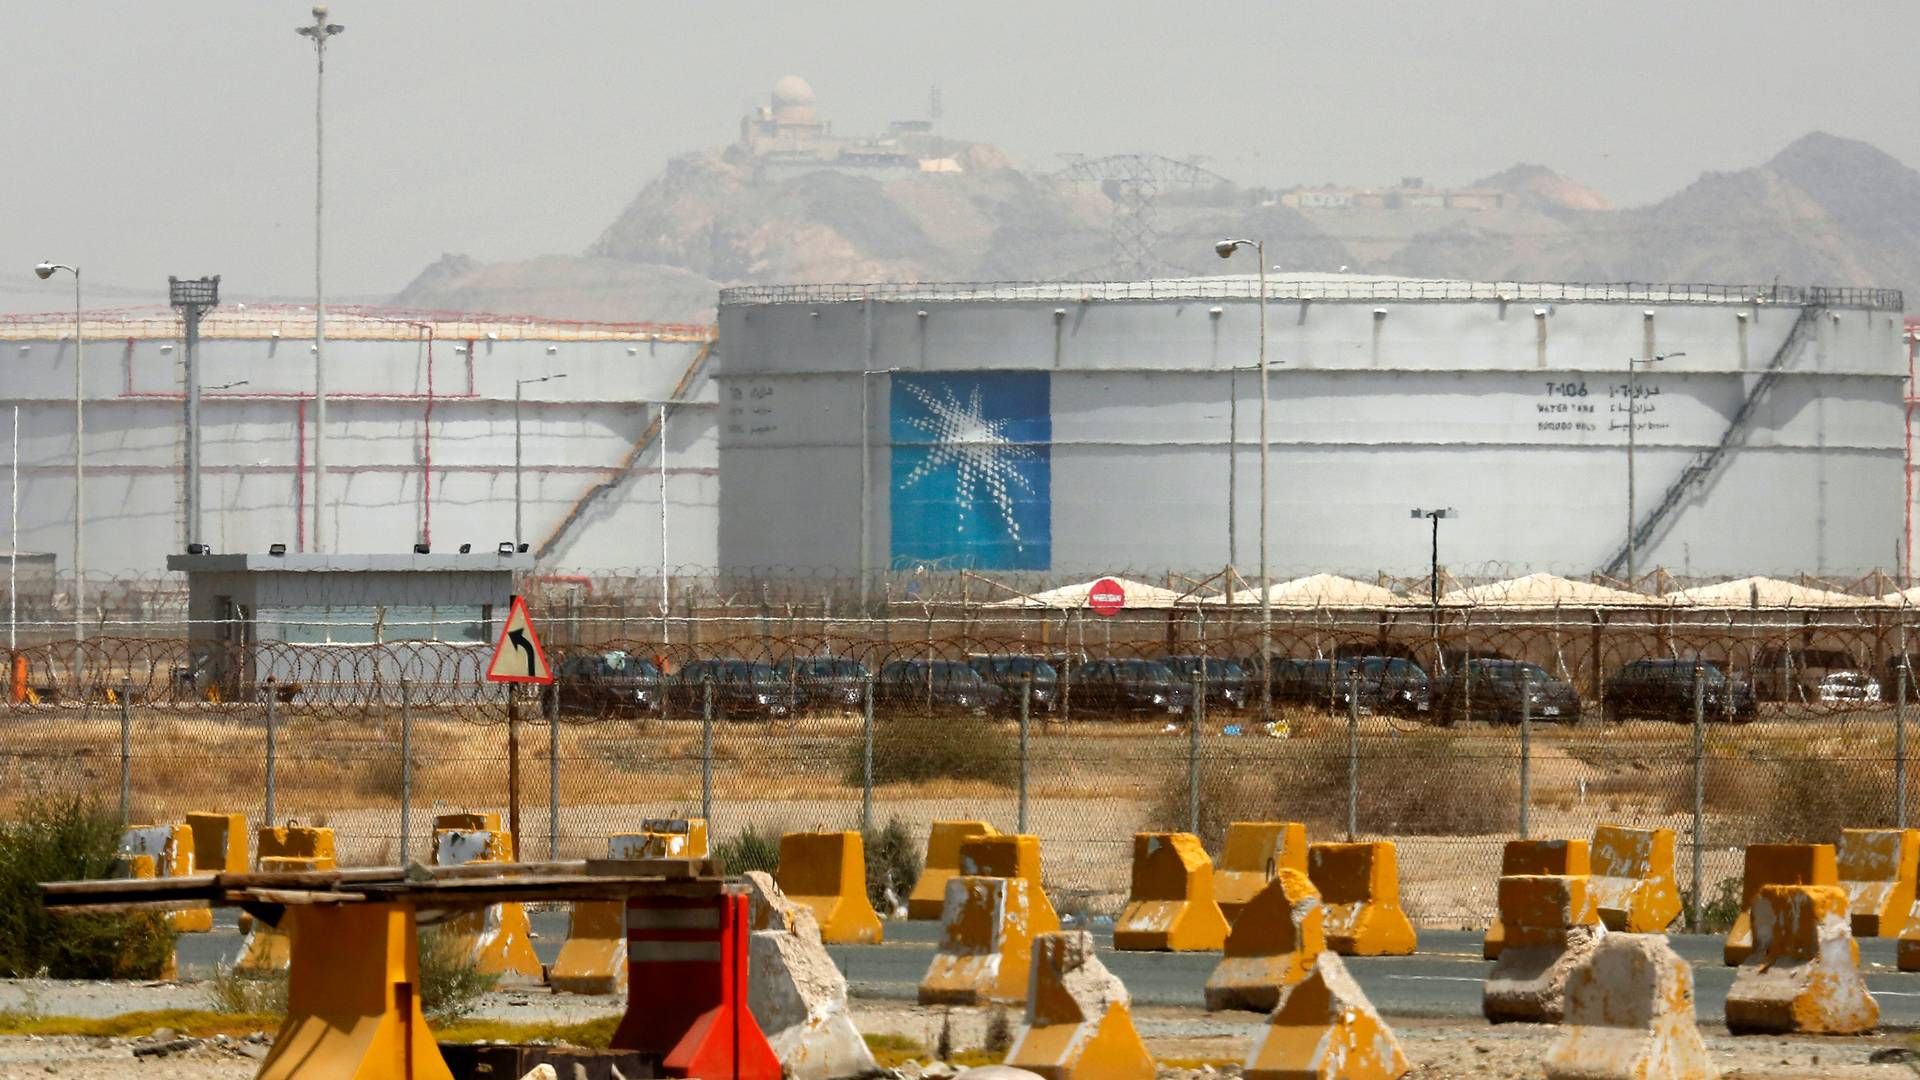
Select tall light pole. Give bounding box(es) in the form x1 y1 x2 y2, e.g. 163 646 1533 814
297 5 343 553
635 398 702 639
170 276 220 550
859 367 900 614
1412 508 1458 675
1215 239 1271 721
514 373 567 547
34 262 83 661
1624 351 1683 584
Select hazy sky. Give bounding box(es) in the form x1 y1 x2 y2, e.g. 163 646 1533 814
4 1 1917 311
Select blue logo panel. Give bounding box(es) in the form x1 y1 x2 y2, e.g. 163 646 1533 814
889 372 1051 571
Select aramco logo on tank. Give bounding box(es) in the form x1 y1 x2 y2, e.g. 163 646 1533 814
889 372 1051 571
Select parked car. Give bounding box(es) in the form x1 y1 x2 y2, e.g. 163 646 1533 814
1602 659 1755 723
1266 657 1366 712
966 655 1060 714
1352 655 1432 717
1158 656 1249 711
776 656 871 712
1753 647 1863 702
1882 655 1919 699
1432 659 1580 725
877 660 996 712
546 649 662 717
1814 670 1882 705
1064 658 1193 717
667 658 800 719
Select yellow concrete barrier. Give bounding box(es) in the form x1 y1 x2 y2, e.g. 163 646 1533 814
1243 952 1408 1080
1543 933 1713 1080
1307 842 1417 957
919 875 1059 1005
1723 843 1837 966
1837 827 1919 939
185 812 246 872
257 824 337 866
1005 931 1155 1080
432 812 543 980
235 826 336 974
776 831 884 944
1113 833 1230 952
549 821 711 995
119 824 210 935
1725 884 1878 1035
1483 874 1605 1025
1214 822 1309 926
1589 824 1682 934
1483 838 1589 960
909 820 1000 921
960 834 1058 929
1205 868 1325 1012
256 902 454 1080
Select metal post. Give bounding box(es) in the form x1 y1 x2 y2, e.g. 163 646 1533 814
1346 672 1360 841
513 379 523 544
1227 365 1237 570
1899 623 1910 828
265 688 278 828
8 404 15 653
73 270 83 668
183 297 201 547
506 687 521 858
547 685 560 860
118 681 131 826
297 7 343 554
658 401 670 637
1519 672 1532 839
1018 675 1031 834
860 674 875 834
860 374 871 614
1689 664 1705 932
1256 245 1271 725
399 677 411 862
701 677 715 825
1187 672 1202 836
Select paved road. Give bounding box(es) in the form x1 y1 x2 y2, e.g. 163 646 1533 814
178 914 1920 1027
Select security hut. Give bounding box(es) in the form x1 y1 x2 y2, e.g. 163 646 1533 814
165 549 531 702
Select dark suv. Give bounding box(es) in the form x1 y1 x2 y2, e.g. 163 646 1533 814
1433 659 1580 725
547 649 662 717
1352 656 1432 717
966 655 1059 714
1266 658 1365 712
1158 656 1249 711
667 658 800 719
1602 658 1756 723
1064 658 1193 717
877 660 998 713
776 656 871 712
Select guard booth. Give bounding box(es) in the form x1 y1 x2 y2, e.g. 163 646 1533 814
165 550 530 702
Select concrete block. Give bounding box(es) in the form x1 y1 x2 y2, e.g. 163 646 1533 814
1589 825 1682 934
960 834 1058 931
185 812 247 872
552 829 709 996
433 814 542 981
1484 874 1605 1025
1206 868 1325 1012
1725 884 1878 1035
119 824 210 934
746 873 879 1080
921 875 1060 1005
1723 843 1837 966
1243 952 1408 1080
1214 822 1309 925
1837 827 1919 939
1544 933 1715 1080
256 825 336 867
1005 931 1155 1080
910 820 1000 920
1307 842 1417 957
1484 838 1590 959
776 831 884 944
1113 832 1230 952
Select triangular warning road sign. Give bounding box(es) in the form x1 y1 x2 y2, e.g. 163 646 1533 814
486 595 553 684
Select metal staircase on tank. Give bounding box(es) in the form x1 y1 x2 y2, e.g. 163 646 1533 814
1602 303 1825 578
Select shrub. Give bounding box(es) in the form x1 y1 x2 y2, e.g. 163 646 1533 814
1143 760 1268 852
0 793 176 979
863 816 921 913
206 965 289 1016
847 715 1018 788
1685 875 1743 934
713 824 783 876
983 1007 1013 1057
417 926 499 1023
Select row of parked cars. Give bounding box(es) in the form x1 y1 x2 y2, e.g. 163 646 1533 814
546 646 1906 724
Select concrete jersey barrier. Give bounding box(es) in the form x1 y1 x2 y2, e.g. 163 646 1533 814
185 812 247 873
920 875 1059 1005
1004 931 1156 1080
909 820 1000 921
1307 842 1417 957
1214 822 1309 925
1483 874 1606 1025
776 831 885 945
1836 827 1919 939
1243 952 1409 1080
1725 883 1878 1035
550 822 712 995
1543 933 1714 1080
431 812 543 980
1205 868 1325 1012
1724 843 1837 966
1589 825 1682 934
1113 833 1230 952
1483 838 1590 960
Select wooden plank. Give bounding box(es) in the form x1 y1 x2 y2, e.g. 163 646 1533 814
229 888 367 906
47 899 212 917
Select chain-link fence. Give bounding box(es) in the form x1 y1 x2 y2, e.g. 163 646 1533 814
3 610 1914 927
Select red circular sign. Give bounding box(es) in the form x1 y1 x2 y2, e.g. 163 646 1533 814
1088 577 1126 617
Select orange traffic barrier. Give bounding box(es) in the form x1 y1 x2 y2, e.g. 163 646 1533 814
236 826 336 974
1113 833 1230 952
919 874 1060 1004
1725 884 1878 1035
7 653 27 704
1724 843 1837 965
432 812 543 980
960 834 1058 929
550 821 712 995
1004 931 1155 1080
908 820 1000 920
1483 874 1605 1025
256 902 454 1080
1214 821 1309 926
1243 952 1408 1080
119 823 211 935
185 812 247 872
1483 839 1589 959
776 831 884 944
1307 842 1417 957
1588 825 1682 934
1205 868 1325 1012
1837 828 1919 939
1544 934 1713 1080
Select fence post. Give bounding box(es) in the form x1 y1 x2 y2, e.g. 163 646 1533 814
860 674 875 835
1346 671 1360 842
1018 675 1031 834
1899 623 1910 830
507 687 521 859
118 680 131 827
1186 673 1202 837
1519 672 1532 840
701 677 715 826
1689 664 1705 933
547 686 560 860
265 686 278 830
399 677 412 863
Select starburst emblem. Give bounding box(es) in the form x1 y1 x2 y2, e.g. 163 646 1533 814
898 380 1037 549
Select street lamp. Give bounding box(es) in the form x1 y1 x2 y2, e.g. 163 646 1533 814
859 367 900 614
514 373 567 547
1215 238 1272 721
1410 508 1459 608
169 275 220 550
297 5 344 553
1624 351 1683 584
34 262 84 661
